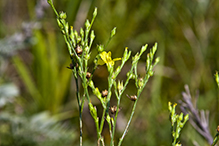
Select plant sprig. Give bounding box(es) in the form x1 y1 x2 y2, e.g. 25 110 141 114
168 102 189 146
47 1 159 145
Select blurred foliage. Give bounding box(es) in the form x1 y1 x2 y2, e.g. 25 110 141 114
0 0 219 145
0 112 75 146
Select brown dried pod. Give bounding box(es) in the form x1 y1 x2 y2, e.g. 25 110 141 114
101 90 108 97
126 94 137 101
217 125 219 132
75 45 83 55
109 106 120 115
86 72 91 79
67 63 78 69
67 63 74 69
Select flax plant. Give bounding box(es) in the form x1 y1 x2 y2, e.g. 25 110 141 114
47 0 159 145
168 102 189 146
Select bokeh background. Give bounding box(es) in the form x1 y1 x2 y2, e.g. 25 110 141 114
0 0 219 145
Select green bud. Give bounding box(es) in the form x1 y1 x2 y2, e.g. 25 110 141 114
70 26 76 47
175 132 179 139
93 7 97 18
184 114 189 122
74 30 79 39
140 44 148 55
132 53 140 64
88 102 97 119
59 11 67 19
106 114 111 123
179 122 184 128
152 42 158 55
85 19 91 29
57 19 63 29
84 53 91 60
122 47 131 62
98 45 104 52
178 113 183 121
117 80 124 92
89 80 94 88
149 70 154 76
84 46 89 53
168 102 172 112
90 30 95 41
111 27 116 38
47 0 52 5
80 28 84 39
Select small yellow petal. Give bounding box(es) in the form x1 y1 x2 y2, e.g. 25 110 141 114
97 59 106 65
100 51 108 63
107 51 112 58
113 58 121 62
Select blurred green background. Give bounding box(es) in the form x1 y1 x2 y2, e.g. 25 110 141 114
0 0 218 145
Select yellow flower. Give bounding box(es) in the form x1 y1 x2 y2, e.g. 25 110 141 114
97 51 121 66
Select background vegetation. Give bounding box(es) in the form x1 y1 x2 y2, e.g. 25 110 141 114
0 0 218 145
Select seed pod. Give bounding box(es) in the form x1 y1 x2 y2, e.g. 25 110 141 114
86 72 91 79
67 63 78 69
126 94 137 101
75 45 82 55
109 106 120 115
67 63 74 69
217 125 219 132
101 90 108 97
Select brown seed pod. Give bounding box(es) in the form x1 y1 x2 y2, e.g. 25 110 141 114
101 90 108 97
67 63 78 69
75 45 82 55
217 125 219 132
126 94 137 101
86 72 91 79
67 63 74 69
109 106 120 115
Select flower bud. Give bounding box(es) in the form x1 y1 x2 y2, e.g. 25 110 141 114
59 11 67 19
117 80 123 92
98 45 104 52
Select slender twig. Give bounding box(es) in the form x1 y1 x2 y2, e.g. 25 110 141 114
110 70 133 146
74 76 83 146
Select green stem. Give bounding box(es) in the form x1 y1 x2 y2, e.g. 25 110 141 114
118 97 138 146
99 73 114 135
118 72 149 146
73 72 83 146
110 76 132 146
47 0 59 17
